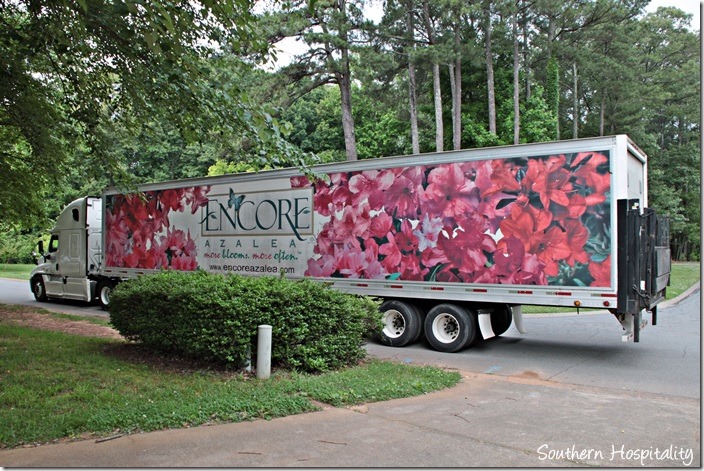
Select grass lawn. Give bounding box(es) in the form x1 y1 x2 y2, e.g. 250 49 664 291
0 263 34 280
666 262 701 299
0 306 461 449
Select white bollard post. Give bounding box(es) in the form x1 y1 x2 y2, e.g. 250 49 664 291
257 325 272 380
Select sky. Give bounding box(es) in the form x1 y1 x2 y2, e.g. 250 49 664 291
646 0 700 28
267 0 701 70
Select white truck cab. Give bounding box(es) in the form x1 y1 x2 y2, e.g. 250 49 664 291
30 197 103 304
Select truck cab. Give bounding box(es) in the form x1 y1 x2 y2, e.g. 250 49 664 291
30 197 103 304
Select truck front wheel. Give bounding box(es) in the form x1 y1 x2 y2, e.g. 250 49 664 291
379 300 423 347
425 304 477 353
96 280 115 310
31 276 48 302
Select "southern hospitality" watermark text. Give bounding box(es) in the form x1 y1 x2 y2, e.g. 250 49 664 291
537 443 694 466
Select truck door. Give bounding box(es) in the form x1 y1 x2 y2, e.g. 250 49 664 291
43 234 64 297
60 228 88 298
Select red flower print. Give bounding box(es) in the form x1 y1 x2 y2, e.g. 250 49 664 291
384 167 424 218
330 203 371 245
306 254 336 277
563 219 590 266
104 186 209 270
160 189 184 213
348 169 394 209
370 211 394 239
524 155 573 209
422 163 479 219
589 255 611 287
398 254 428 281
571 152 610 207
379 231 402 273
290 176 311 188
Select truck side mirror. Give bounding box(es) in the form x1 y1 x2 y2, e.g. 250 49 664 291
33 241 45 265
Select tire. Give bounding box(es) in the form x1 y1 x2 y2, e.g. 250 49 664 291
490 304 513 337
96 280 115 311
424 304 477 353
31 276 48 302
379 300 423 347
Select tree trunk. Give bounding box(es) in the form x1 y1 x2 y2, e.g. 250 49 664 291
599 91 605 136
449 63 456 138
484 0 496 135
338 70 358 161
547 16 559 139
432 62 443 151
453 14 462 150
546 56 560 140
408 60 420 154
407 0 420 154
335 0 357 161
422 0 443 151
522 7 530 102
513 5 520 144
572 61 578 139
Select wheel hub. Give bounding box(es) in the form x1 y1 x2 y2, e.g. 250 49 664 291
382 310 405 339
433 313 459 343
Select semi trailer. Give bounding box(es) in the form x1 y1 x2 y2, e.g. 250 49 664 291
30 135 671 352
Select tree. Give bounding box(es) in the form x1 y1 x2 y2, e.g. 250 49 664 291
272 0 367 161
483 0 497 135
421 0 445 151
512 1 521 144
0 0 287 227
405 0 421 154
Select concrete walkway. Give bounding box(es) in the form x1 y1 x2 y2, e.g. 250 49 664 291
1 371 699 467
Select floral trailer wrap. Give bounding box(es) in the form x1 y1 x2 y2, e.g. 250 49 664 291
93 136 668 350
294 151 611 289
104 151 611 290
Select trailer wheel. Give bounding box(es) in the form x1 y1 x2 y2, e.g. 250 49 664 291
31 276 48 302
97 280 115 311
379 300 423 347
490 304 513 337
424 304 477 353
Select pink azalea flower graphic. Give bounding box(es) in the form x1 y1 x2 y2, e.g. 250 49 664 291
413 214 444 251
348 169 395 209
422 163 480 220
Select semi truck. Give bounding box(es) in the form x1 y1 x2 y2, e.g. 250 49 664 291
30 135 671 352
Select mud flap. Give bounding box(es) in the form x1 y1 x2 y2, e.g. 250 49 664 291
512 305 526 334
477 310 496 340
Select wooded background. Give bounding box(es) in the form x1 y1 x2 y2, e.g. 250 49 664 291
0 0 699 261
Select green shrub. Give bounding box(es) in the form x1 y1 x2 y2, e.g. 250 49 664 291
109 271 381 373
0 226 47 264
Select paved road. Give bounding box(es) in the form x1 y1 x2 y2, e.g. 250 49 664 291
0 277 107 318
367 285 701 399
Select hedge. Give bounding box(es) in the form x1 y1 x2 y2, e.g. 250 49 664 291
109 271 382 373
